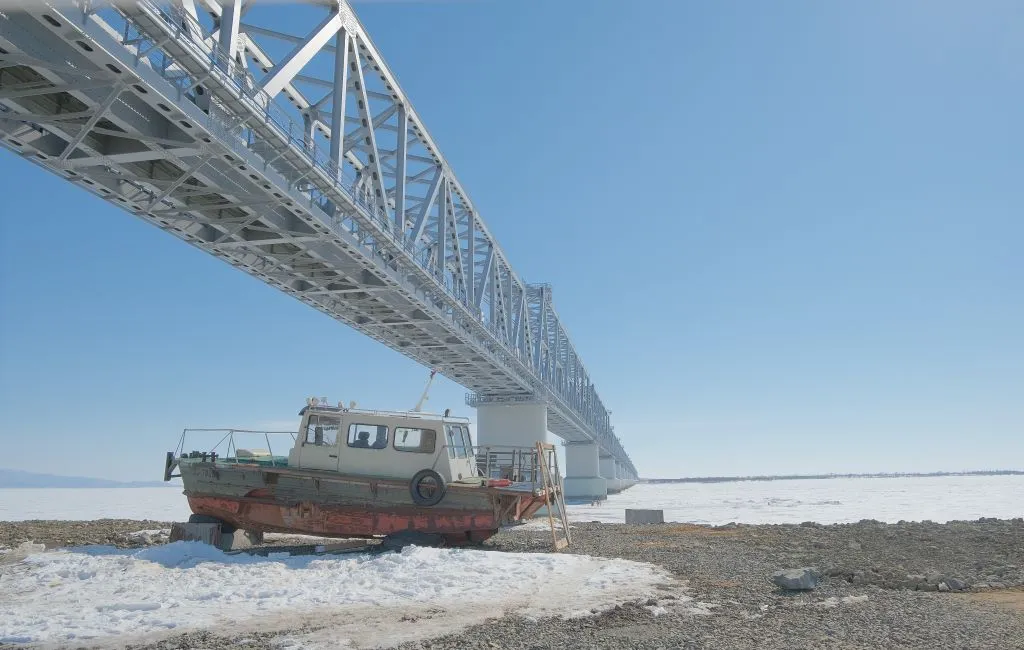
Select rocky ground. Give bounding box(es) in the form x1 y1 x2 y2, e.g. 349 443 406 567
0 519 173 550
2 518 1022 649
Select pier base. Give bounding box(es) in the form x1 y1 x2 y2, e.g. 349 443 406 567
563 441 607 502
600 454 622 493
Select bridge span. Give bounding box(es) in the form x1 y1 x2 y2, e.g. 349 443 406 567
0 0 636 498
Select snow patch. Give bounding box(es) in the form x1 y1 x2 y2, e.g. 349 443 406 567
818 595 870 609
0 541 677 647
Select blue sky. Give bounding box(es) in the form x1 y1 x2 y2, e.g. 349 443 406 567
1 0 1021 481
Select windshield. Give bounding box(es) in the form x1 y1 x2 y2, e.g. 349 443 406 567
304 414 341 446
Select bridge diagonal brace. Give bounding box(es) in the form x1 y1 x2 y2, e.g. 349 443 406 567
260 10 343 99
410 167 442 244
349 34 390 216
475 248 493 311
148 154 217 209
341 103 396 154
57 85 123 162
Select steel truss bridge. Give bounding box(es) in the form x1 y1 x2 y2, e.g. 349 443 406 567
0 0 636 479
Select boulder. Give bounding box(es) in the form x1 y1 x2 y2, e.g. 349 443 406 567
772 567 820 591
946 578 966 591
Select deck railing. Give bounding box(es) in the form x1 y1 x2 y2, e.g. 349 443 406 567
174 428 297 464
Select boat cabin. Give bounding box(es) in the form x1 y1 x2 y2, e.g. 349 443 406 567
287 403 478 483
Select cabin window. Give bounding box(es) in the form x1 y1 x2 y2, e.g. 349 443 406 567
348 423 388 449
447 425 469 458
445 427 457 458
304 415 339 446
393 427 436 454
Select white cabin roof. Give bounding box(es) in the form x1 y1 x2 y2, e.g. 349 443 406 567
299 404 471 424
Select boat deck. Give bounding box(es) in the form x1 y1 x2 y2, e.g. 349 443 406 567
229 456 290 468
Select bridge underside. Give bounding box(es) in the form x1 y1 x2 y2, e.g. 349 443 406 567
0 1 637 483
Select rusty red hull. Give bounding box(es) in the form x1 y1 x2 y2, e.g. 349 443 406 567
188 493 506 542
178 460 552 544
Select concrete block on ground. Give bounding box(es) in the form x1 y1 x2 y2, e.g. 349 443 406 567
169 522 221 546
169 523 263 551
625 509 664 524
220 529 263 551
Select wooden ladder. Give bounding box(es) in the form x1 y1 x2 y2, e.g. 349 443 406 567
535 441 572 551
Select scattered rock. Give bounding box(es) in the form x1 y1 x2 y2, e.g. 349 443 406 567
848 541 862 550
4 517 1024 649
772 567 820 591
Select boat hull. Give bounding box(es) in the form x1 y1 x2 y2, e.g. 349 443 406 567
179 460 548 544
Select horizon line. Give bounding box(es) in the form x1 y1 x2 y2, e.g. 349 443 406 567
641 469 1024 483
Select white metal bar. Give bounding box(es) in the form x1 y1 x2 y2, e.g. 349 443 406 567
218 0 242 60
260 10 343 99
436 177 447 276
328 27 349 175
467 213 476 309
57 86 122 161
411 167 441 243
476 247 492 311
348 33 389 209
394 105 408 231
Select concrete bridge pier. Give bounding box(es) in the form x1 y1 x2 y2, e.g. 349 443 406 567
618 463 638 489
563 441 608 502
473 399 610 502
475 401 551 450
600 454 622 493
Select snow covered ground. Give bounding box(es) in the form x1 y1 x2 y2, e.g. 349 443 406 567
570 475 1023 525
1 474 1020 525
1 476 1020 647
0 541 679 648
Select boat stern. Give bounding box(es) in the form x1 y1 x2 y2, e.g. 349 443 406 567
163 451 179 482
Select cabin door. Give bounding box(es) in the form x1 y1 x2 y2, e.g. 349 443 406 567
444 424 476 481
298 414 342 471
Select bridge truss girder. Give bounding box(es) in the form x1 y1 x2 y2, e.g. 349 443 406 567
0 0 635 476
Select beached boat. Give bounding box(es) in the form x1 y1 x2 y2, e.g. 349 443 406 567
163 399 564 546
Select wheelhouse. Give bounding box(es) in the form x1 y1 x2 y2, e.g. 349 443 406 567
288 404 478 483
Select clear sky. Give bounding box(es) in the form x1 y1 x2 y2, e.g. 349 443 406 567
1 0 1021 481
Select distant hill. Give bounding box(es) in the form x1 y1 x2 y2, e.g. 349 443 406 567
0 468 171 488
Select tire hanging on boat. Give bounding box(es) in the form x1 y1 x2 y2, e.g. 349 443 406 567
409 468 446 506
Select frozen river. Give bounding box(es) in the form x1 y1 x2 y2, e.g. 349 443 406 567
1 474 1020 524
570 474 1023 525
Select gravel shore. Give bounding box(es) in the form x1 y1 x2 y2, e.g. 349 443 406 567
2 518 1022 649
